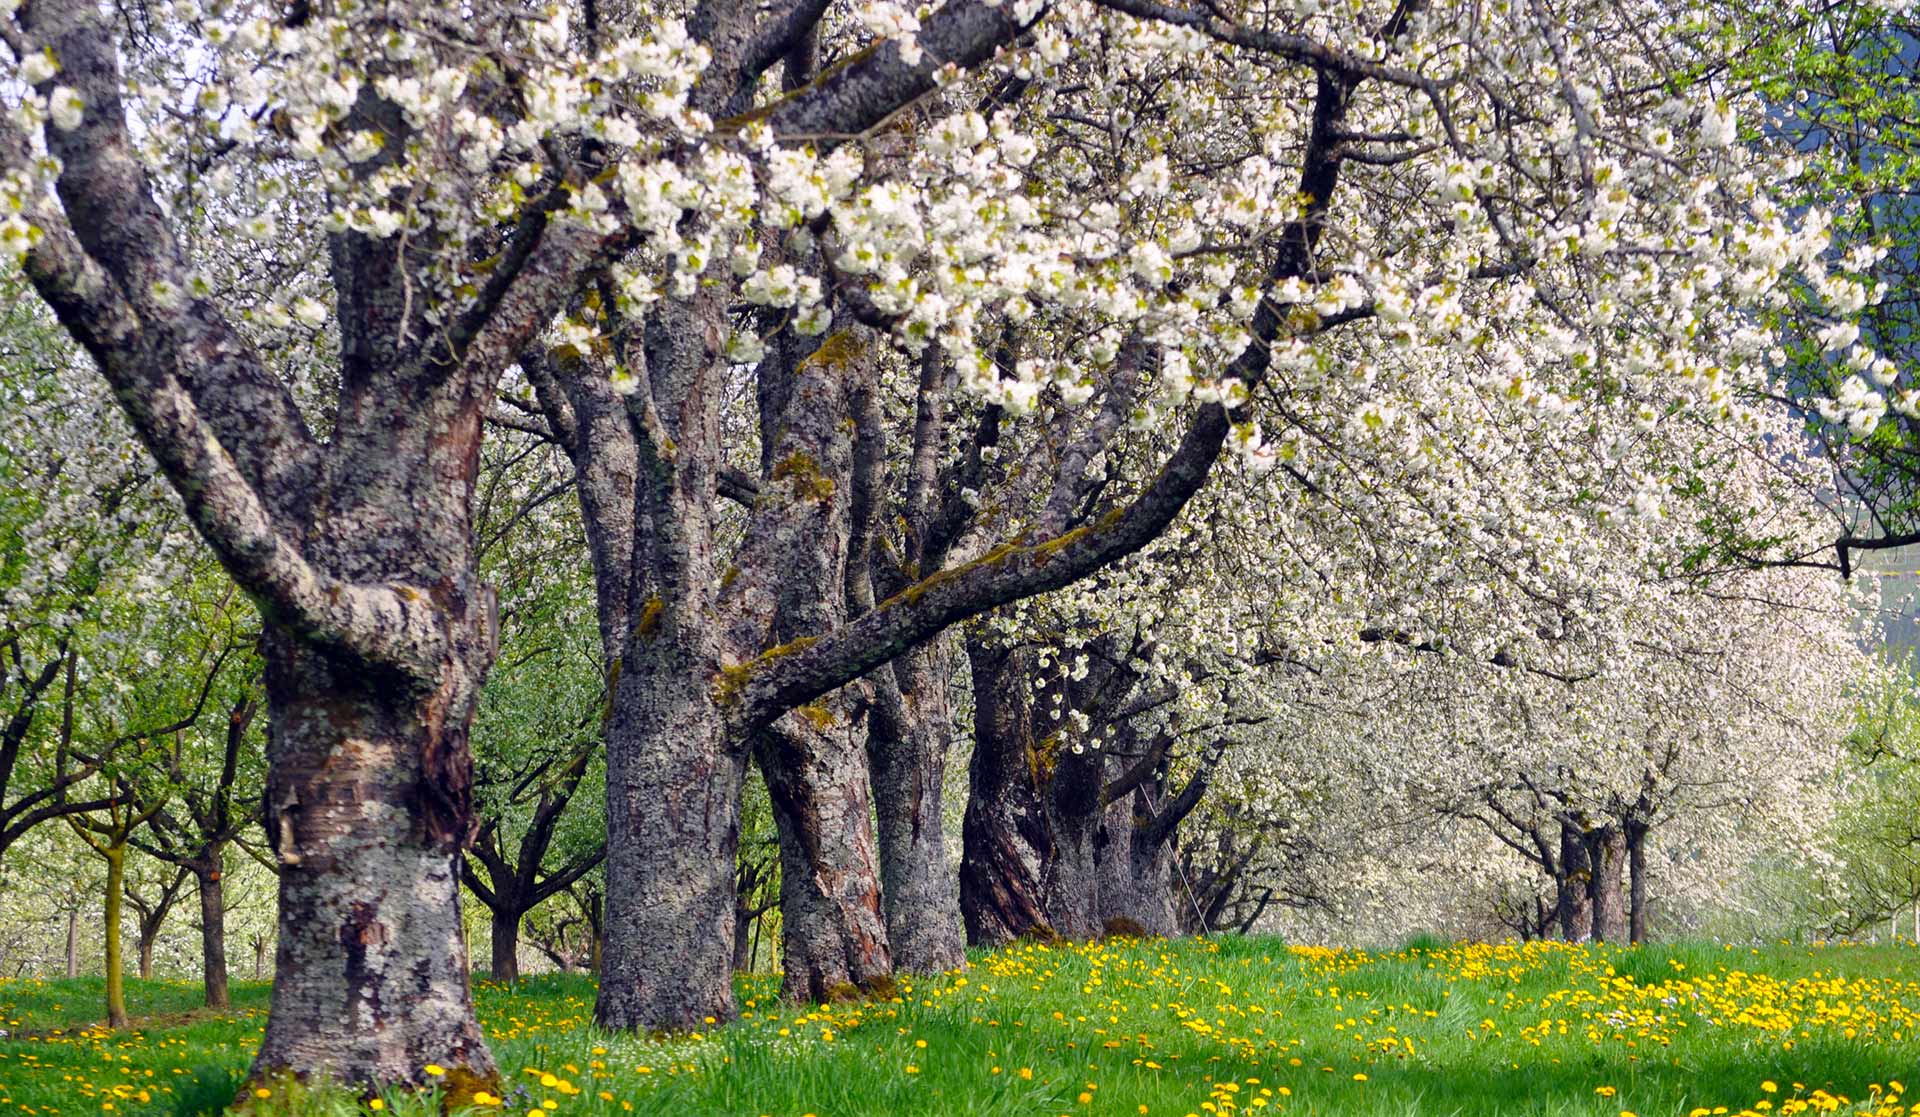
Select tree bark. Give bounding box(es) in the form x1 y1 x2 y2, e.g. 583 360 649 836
103 843 127 1028
597 672 745 1031
731 901 754 973
489 909 521 985
867 640 965 972
959 637 1051 946
250 635 495 1089
1585 823 1627 943
66 903 80 978
1625 817 1649 944
196 862 229 1009
1041 747 1106 941
1097 796 1180 937
756 705 892 1002
1557 821 1592 942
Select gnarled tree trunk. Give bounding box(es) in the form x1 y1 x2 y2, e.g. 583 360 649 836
1098 795 1180 937
756 705 892 1001
253 637 495 1087
868 640 966 973
1041 747 1106 941
598 663 744 1030
960 637 1052 946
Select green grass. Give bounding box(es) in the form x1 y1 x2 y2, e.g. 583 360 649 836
2 938 1918 1116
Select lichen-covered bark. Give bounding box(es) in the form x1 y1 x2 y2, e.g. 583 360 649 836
868 640 965 973
252 634 494 1088
598 663 744 1030
732 328 894 1001
593 294 745 1032
756 707 892 1001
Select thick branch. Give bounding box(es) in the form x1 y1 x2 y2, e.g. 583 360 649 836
746 0 1037 142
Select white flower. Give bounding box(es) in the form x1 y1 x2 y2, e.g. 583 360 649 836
254 301 292 329
1699 98 1737 148
292 297 328 328
47 87 84 131
1817 321 1860 352
0 216 36 261
20 51 58 86
362 208 404 238
794 304 833 336
342 131 384 163
726 329 768 364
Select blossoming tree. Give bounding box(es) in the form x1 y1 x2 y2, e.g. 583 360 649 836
0 0 1867 1091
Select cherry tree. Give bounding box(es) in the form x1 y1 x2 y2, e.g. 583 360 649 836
0 0 1866 1087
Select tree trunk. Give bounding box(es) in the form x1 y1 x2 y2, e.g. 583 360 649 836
1098 796 1180 937
103 844 127 1028
1586 824 1627 943
959 638 1051 946
66 904 80 978
249 635 496 1091
489 908 521 984
731 900 754 973
585 888 603 975
756 705 893 1003
137 931 155 981
597 659 745 1031
868 640 965 973
196 862 229 1009
1041 747 1105 940
1556 821 1592 942
1625 818 1649 944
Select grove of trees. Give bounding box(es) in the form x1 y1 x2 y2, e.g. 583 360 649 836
5 0 1920 1102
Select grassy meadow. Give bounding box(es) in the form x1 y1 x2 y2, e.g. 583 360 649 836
0 937 1916 1117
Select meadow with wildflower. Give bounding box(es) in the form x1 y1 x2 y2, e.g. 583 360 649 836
3 937 1917 1117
